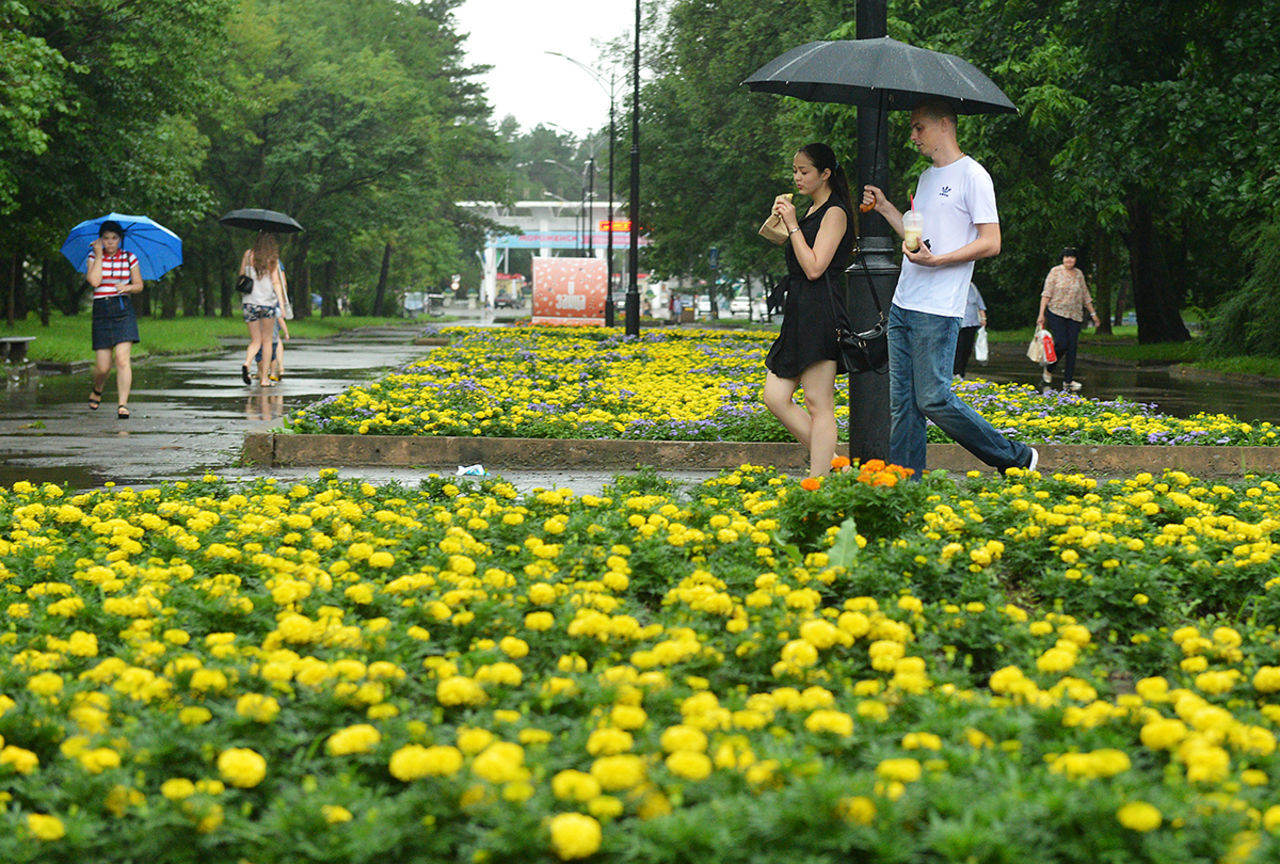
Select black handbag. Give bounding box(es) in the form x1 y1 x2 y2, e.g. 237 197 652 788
236 273 253 294
824 264 888 375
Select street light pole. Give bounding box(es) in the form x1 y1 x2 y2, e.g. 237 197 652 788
547 52 619 326
625 0 641 337
586 157 595 261
848 0 897 462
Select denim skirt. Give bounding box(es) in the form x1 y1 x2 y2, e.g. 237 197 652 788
92 295 141 350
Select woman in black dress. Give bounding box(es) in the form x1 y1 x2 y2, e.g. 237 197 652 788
763 143 856 477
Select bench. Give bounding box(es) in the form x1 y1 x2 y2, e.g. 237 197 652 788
0 336 35 364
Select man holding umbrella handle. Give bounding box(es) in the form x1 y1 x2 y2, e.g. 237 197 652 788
860 98 1036 479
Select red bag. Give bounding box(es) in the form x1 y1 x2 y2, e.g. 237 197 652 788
1039 329 1057 364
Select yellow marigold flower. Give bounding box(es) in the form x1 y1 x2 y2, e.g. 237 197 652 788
552 769 602 802
235 693 281 723
437 675 487 706
457 727 495 754
1116 801 1162 832
471 742 528 783
1036 648 1076 674
27 671 64 696
499 636 530 659
326 724 382 756
875 758 922 783
548 812 603 861
590 754 646 791
1140 718 1188 750
217 747 267 788
838 795 877 825
1253 666 1280 693
804 709 855 736
179 706 213 726
322 805 353 824
26 813 66 841
586 727 633 756
1264 805 1280 834
665 750 713 780
161 778 197 800
389 744 463 781
0 745 39 774
78 747 121 774
659 725 708 754
367 551 394 568
525 611 555 631
902 732 943 751
610 704 647 730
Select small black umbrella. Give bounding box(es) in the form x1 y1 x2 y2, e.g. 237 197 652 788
219 208 304 234
744 36 1016 115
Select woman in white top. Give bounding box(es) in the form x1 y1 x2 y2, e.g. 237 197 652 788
239 232 291 386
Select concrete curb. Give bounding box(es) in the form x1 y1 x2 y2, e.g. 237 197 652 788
241 434 1280 479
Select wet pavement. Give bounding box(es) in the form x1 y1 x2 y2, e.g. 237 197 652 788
969 341 1280 423
0 323 711 494
2 315 1275 493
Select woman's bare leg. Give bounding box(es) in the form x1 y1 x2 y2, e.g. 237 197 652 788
113 342 133 408
800 360 839 477
763 371 811 447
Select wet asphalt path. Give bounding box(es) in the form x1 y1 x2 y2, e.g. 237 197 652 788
0 328 435 489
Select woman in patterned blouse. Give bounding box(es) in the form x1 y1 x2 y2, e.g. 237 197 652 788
85 221 143 419
1036 247 1100 391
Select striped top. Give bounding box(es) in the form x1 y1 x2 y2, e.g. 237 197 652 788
88 250 139 298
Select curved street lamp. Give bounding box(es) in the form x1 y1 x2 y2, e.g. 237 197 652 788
547 51 620 326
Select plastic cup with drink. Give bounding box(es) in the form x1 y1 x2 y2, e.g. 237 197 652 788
902 208 923 252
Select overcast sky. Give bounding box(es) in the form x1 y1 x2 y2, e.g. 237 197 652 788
452 1 636 138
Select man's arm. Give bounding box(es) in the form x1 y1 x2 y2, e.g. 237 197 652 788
903 222 1000 267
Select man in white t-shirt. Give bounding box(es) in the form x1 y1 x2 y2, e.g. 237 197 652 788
863 99 1037 478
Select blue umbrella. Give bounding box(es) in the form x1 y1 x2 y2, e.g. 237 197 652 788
60 212 183 280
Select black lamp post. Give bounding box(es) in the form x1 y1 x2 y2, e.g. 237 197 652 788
547 53 620 326
847 0 897 461
625 0 641 337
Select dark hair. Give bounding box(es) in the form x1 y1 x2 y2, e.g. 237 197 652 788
796 142 854 214
99 220 124 238
914 98 958 126
1061 246 1077 258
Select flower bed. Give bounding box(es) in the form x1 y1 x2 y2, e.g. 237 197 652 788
3 465 1280 862
286 326 1279 446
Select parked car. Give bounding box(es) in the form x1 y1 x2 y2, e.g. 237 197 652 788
494 296 519 309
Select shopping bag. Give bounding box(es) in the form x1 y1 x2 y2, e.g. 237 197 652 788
1026 333 1044 364
1038 328 1057 364
973 326 989 363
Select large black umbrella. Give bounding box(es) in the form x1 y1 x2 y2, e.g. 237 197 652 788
743 36 1016 115
219 208 304 234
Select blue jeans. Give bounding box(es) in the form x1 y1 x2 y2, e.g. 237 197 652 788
888 304 1032 477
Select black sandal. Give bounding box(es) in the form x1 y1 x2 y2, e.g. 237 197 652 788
241 364 252 385
117 405 130 420
88 388 103 410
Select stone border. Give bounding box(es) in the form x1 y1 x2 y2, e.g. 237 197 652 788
242 433 1280 478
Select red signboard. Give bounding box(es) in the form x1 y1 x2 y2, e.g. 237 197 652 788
598 220 633 232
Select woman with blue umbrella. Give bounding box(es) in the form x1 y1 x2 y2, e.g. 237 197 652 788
61 212 183 420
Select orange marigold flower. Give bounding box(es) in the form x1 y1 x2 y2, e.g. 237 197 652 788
830 456 851 471
800 477 822 491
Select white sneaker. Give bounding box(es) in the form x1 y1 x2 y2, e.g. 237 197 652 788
1042 369 1052 384
1027 448 1039 472
1066 380 1082 391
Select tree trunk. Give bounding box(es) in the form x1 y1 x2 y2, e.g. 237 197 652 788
6 255 16 327
40 258 51 326
323 260 336 317
294 237 311 319
162 271 178 319
1092 229 1113 336
1127 194 1190 344
373 241 392 317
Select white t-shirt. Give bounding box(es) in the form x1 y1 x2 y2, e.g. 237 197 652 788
892 156 999 319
